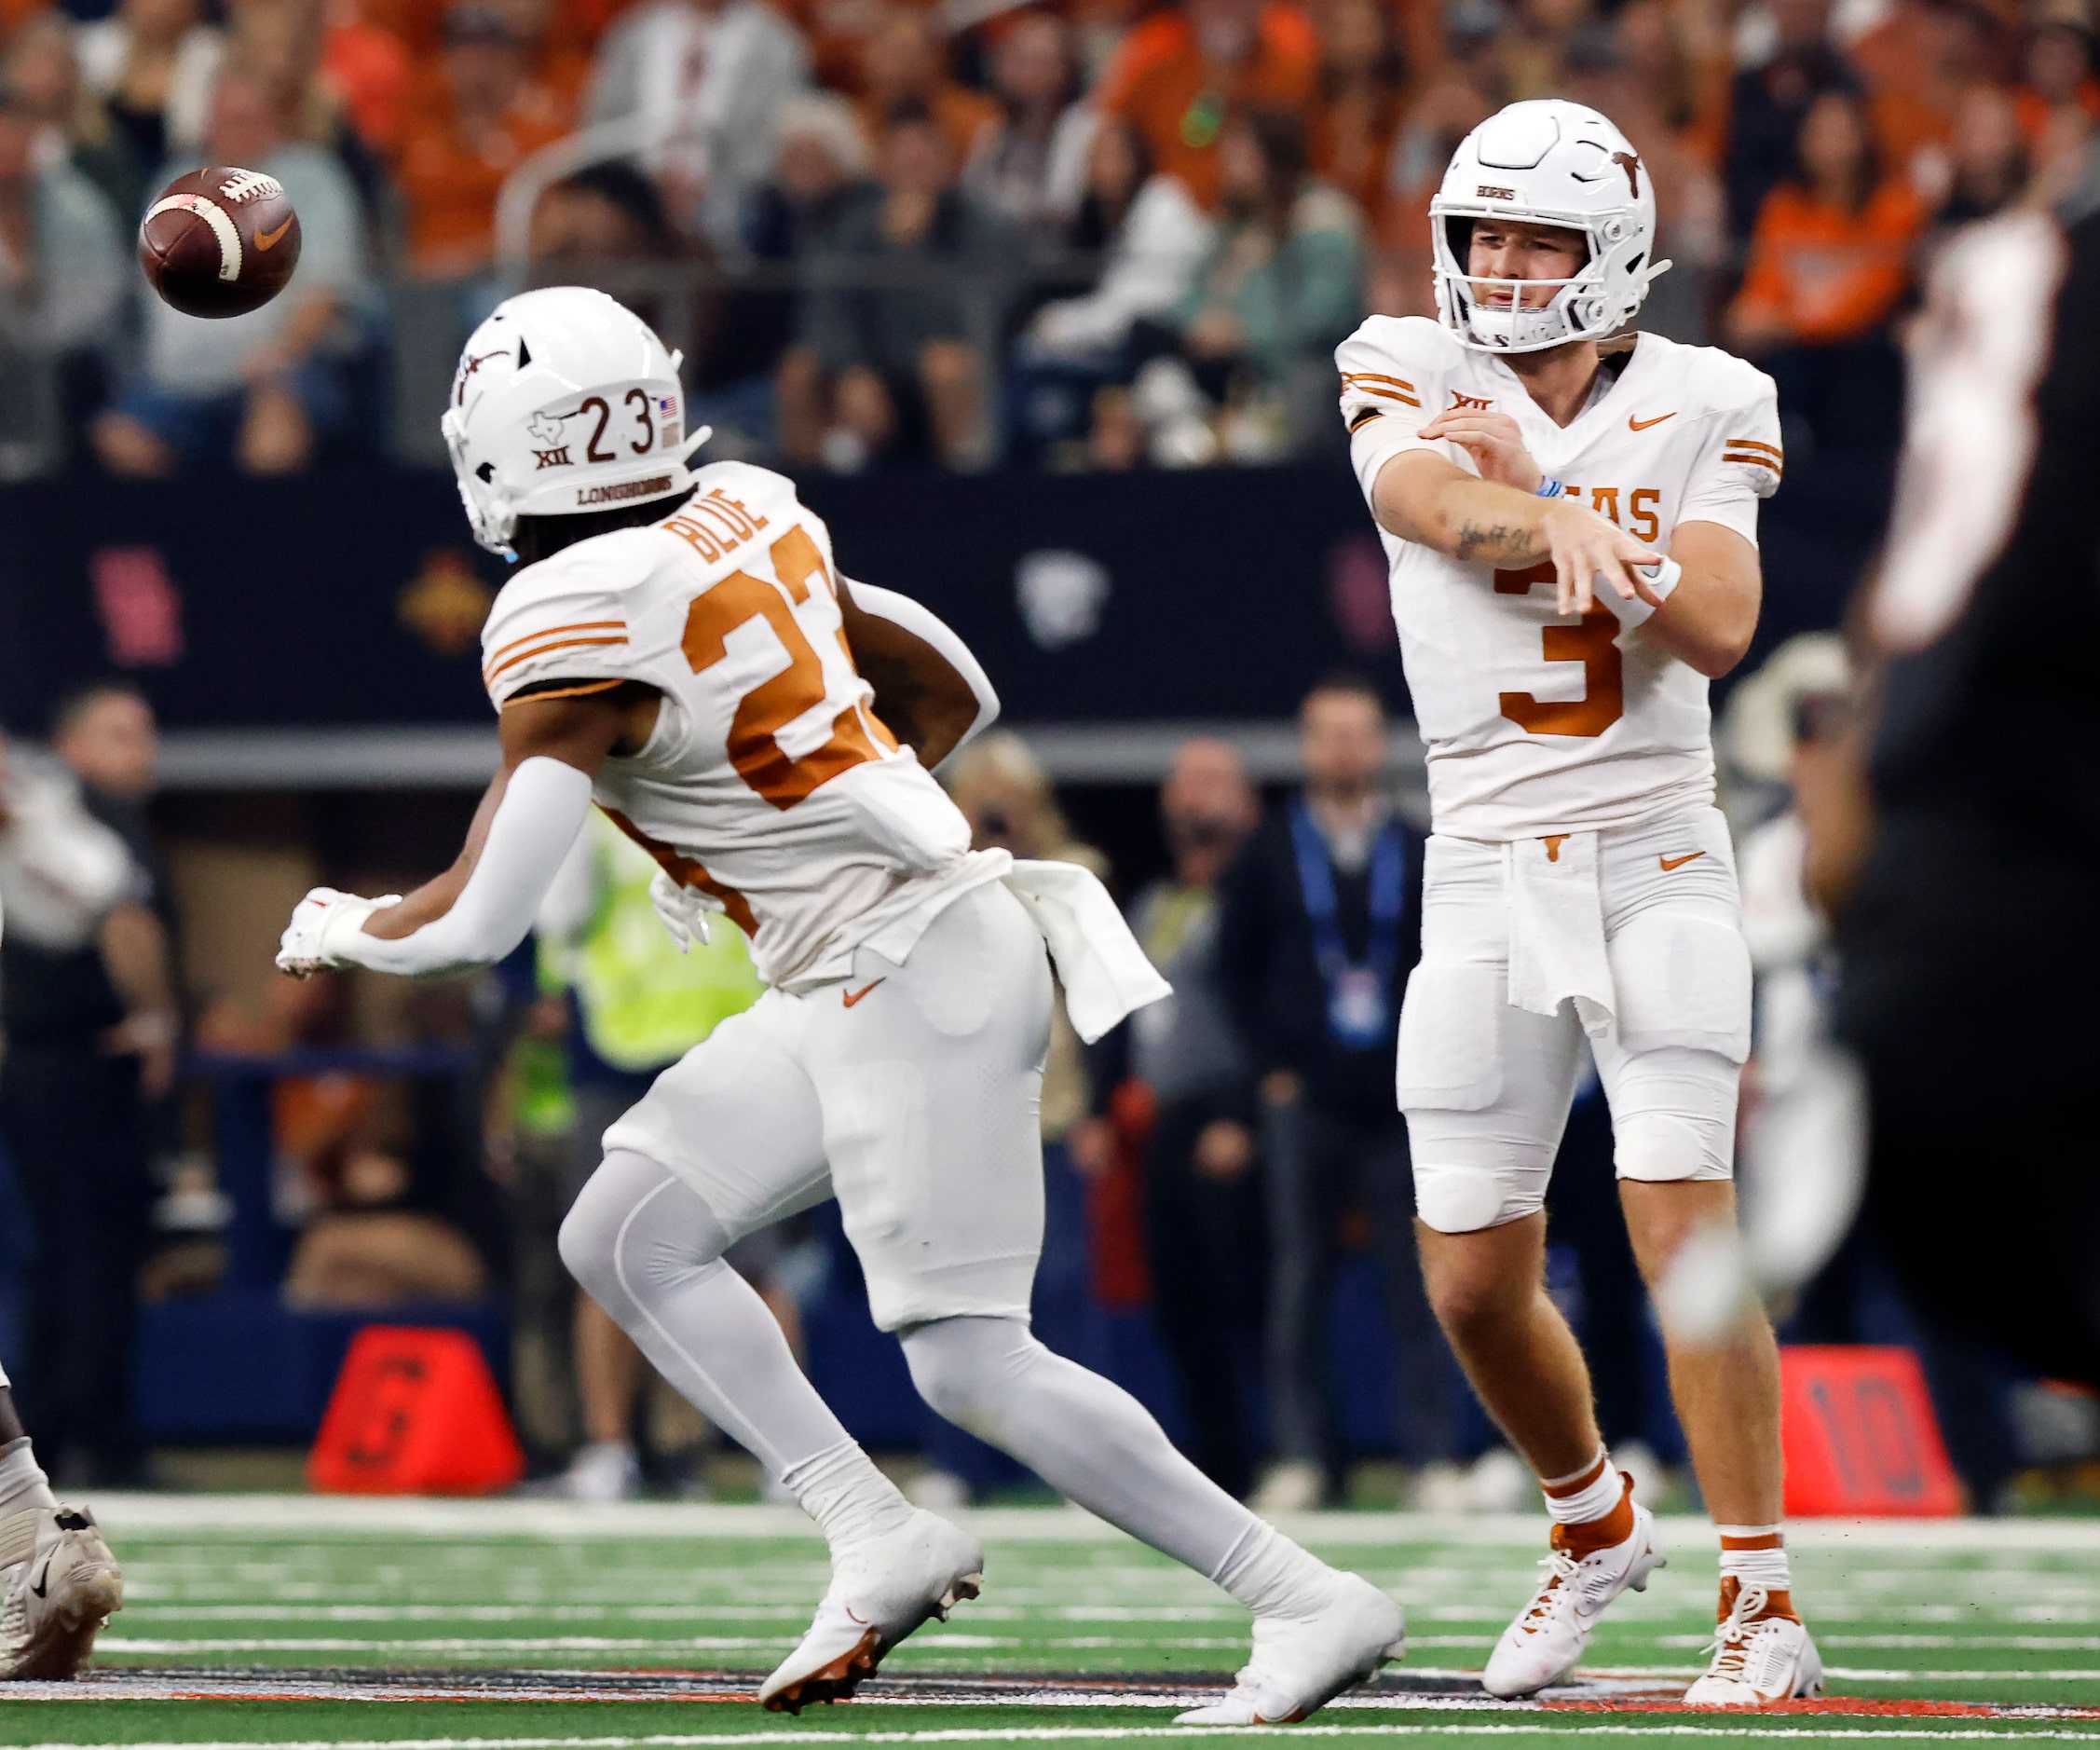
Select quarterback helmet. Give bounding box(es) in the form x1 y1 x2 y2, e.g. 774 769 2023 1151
442 286 711 559
1430 100 1670 353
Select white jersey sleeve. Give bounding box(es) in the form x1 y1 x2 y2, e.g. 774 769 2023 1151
1337 316 1458 507
1677 356 1783 546
480 531 675 708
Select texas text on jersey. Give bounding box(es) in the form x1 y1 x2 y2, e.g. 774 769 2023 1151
480 458 1004 991
1338 315 1781 841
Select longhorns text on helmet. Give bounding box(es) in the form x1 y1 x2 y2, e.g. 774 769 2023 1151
441 285 715 560
1430 99 1670 355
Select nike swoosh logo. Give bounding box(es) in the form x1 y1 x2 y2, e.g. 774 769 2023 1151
842 979 885 1008
30 1557 51 1599
1629 412 1677 431
255 217 293 251
1659 852 1707 872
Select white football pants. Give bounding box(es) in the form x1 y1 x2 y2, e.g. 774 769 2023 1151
599 882 1051 1332
1399 805 1752 1234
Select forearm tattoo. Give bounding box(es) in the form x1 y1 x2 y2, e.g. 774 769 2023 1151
1453 521 1545 565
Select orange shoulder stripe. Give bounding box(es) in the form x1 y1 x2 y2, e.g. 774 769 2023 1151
484 618 628 665
484 635 628 684
1725 438 1782 458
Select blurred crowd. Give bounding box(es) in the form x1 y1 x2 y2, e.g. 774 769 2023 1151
0 0 2093 474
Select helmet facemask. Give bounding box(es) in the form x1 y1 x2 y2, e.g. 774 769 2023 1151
1433 205 1658 353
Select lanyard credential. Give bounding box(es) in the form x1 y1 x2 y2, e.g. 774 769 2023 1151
1289 801 1407 1049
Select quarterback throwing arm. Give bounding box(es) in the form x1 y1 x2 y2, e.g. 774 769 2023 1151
1342 323 1774 680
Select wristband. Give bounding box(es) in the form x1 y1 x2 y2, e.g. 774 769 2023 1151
1600 555 1682 631
1535 479 1567 499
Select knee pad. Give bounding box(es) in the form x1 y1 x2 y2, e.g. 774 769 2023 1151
1614 1111 1734 1183
1411 1158 1546 1235
1606 1046 1739 1183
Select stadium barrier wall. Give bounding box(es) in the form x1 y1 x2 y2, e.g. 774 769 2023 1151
0 457 1888 738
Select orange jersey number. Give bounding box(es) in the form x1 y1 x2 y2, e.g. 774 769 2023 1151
682 526 892 809
1493 560 1625 738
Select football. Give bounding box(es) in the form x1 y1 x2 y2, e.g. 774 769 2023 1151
138 165 302 319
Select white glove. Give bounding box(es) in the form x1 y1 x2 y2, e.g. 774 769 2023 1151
277 888 402 976
648 866 726 952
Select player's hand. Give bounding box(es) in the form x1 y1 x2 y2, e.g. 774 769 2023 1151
276 888 402 977
1539 501 1663 617
1419 407 1543 492
648 866 725 952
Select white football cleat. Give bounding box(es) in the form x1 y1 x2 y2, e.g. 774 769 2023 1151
0 1506 123 1680
757 1509 982 1714
1174 1571 1405 1726
1481 1495 1665 1699
1683 1584 1823 1707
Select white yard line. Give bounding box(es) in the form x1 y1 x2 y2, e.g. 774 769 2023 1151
85 1497 2100 1553
12 1729 2100 1747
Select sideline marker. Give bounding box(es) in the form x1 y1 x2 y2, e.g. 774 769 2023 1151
308 1325 525 1495
1780 1345 1962 1517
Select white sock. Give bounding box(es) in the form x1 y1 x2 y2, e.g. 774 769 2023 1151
1717 1523 1792 1594
783 1438 916 1550
899 1315 1298 1593
1213 1522 1338 1619
0 1439 55 1570
1541 1448 1623 1526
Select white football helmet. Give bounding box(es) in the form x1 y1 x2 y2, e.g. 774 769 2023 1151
441 286 711 559
1430 100 1670 353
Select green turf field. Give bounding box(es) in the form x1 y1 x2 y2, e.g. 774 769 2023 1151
2 1497 2097 1746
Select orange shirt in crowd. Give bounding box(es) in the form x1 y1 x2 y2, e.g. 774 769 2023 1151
1729 179 1925 348
1095 1 1319 209
393 75 571 276
320 5 415 151
2013 79 2100 143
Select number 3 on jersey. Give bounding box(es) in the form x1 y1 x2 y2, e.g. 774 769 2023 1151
1493 561 1624 738
681 526 896 809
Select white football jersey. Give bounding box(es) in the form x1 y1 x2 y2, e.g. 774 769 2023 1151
480 460 997 991
1338 317 1781 841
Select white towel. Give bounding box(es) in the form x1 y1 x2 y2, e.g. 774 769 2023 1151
1002 858 1172 1045
1505 831 1616 1038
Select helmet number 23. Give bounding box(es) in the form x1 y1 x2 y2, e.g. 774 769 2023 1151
1493 561 1624 737
680 525 896 810
578 389 656 462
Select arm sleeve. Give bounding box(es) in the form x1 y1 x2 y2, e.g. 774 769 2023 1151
842 578 1002 757
1677 367 1783 547
338 758 593 978
1336 321 1442 511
